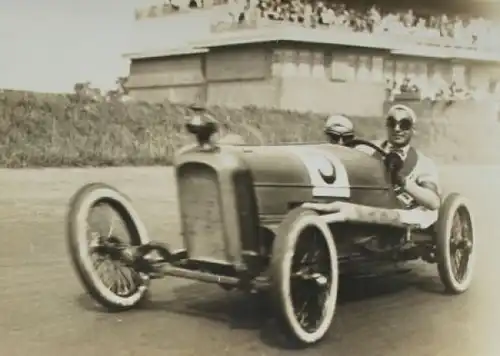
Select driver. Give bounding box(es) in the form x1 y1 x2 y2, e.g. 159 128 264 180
304 104 441 230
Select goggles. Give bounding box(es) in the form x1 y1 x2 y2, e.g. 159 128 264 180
386 116 413 131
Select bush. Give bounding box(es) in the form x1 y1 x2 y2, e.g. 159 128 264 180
0 89 498 167
0 90 380 168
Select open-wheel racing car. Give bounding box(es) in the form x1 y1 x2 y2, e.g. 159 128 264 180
66 114 476 347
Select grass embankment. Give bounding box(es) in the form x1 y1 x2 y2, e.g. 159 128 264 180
0 90 498 167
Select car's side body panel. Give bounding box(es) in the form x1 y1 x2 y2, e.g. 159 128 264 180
174 142 409 270
232 144 402 221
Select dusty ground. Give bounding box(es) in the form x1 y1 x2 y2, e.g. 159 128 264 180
0 166 498 356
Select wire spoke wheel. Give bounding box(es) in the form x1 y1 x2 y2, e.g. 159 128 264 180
436 193 475 294
67 183 151 311
449 209 473 283
290 226 333 333
271 208 338 346
87 203 142 298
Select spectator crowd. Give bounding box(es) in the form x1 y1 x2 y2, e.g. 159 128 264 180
384 70 500 103
385 76 473 103
252 0 498 50
144 0 500 51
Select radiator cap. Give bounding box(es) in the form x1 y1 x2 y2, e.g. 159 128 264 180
185 111 218 150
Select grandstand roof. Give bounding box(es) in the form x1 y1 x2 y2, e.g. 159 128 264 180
123 47 208 60
188 27 403 51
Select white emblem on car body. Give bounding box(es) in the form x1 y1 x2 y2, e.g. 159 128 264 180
285 146 351 198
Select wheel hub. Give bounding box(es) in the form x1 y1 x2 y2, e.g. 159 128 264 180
458 239 473 252
293 268 328 287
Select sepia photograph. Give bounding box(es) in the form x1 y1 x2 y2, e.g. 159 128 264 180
1 0 499 355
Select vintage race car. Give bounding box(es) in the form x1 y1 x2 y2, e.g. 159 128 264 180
66 114 476 347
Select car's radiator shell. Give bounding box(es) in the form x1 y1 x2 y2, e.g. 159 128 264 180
176 158 261 267
178 164 227 262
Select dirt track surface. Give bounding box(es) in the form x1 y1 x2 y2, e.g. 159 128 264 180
0 166 498 356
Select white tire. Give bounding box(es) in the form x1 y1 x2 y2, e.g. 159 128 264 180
67 182 151 311
270 208 339 346
435 193 476 294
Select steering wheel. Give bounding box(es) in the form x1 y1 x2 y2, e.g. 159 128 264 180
346 138 405 180
346 138 388 158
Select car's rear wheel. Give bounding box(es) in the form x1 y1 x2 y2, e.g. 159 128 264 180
435 193 476 294
67 183 151 311
270 208 339 347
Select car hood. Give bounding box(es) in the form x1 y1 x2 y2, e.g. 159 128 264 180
233 145 313 186
231 143 388 189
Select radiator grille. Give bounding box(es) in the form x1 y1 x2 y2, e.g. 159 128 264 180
178 164 227 261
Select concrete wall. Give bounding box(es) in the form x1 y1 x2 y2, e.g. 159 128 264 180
278 79 385 116
203 45 278 107
127 53 205 104
126 42 500 118
200 44 387 116
127 43 389 116
204 46 271 82
128 86 203 103
207 80 279 108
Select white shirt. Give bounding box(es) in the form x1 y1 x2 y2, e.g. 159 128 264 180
383 141 411 160
357 139 441 196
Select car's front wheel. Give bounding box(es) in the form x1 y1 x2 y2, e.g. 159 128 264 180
270 208 339 347
67 183 151 311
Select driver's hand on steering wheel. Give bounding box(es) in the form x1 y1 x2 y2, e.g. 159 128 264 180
391 170 406 187
384 151 405 187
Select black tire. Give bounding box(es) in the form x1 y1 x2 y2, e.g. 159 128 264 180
67 182 151 311
270 208 339 346
435 193 476 294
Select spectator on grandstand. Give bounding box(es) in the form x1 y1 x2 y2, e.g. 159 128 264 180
424 71 449 101
399 77 412 93
226 0 247 23
386 80 397 102
204 0 500 51
188 0 199 8
402 9 415 28
386 78 396 98
390 75 421 100
366 5 381 32
449 81 463 99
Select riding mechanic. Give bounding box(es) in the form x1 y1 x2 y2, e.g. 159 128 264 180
305 104 442 230
323 114 355 145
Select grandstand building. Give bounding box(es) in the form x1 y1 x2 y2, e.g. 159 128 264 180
124 0 500 117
